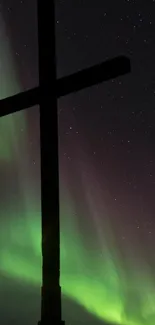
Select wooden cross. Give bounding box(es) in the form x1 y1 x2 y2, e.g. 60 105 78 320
0 1 131 324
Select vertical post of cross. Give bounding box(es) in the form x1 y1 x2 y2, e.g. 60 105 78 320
37 0 64 324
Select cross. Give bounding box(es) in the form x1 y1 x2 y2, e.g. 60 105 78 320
0 1 131 325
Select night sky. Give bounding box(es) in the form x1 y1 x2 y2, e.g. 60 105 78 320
0 0 155 324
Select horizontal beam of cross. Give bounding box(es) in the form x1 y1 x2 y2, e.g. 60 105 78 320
0 55 130 118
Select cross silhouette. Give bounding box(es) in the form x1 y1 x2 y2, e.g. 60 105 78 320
0 1 131 324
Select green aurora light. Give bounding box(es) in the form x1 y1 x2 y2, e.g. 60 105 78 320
0 12 155 325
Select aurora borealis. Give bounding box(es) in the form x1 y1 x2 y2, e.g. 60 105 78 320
1 0 155 324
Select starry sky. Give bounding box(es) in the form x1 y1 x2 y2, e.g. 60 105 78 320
0 0 155 325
